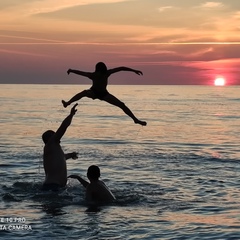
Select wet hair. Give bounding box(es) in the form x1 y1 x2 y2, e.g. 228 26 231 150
42 130 55 144
87 165 100 180
95 62 107 74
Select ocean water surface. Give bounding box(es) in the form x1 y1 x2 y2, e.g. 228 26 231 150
0 84 239 239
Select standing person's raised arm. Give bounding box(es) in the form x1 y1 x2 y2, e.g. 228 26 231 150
54 103 78 142
108 67 143 76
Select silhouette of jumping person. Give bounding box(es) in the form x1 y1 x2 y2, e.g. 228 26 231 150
62 62 147 126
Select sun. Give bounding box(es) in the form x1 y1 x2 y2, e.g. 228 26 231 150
214 77 225 86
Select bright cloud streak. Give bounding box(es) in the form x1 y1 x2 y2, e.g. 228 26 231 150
0 48 55 58
24 0 129 15
201 2 224 8
158 6 174 12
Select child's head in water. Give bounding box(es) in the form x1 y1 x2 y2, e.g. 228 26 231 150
95 62 107 74
87 165 100 181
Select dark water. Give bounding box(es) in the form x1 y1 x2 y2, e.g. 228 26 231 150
0 85 239 239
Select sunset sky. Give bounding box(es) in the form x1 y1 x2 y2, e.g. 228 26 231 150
1 0 240 85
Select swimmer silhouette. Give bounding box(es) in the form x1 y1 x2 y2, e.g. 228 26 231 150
68 165 115 203
62 62 147 126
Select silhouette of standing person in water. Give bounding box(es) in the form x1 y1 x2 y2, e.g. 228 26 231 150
62 62 147 126
41 104 78 191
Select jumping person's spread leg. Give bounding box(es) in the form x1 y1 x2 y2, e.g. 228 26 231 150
62 90 95 108
103 94 147 126
62 100 69 108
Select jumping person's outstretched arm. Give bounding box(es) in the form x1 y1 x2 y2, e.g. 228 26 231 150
67 69 92 78
107 67 143 76
54 103 78 142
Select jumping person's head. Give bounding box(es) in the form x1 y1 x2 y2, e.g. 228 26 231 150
95 62 107 74
87 165 100 181
42 130 55 144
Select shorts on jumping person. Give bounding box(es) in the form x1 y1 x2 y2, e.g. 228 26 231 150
90 87 109 100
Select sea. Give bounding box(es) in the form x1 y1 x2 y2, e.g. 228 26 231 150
0 84 239 240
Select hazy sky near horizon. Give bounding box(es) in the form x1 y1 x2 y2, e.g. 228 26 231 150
1 0 240 85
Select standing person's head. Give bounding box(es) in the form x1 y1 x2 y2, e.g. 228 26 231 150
42 130 55 144
87 165 100 181
95 62 107 74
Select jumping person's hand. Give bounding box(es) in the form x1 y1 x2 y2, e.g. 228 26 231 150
67 69 72 75
70 103 78 116
134 70 143 75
